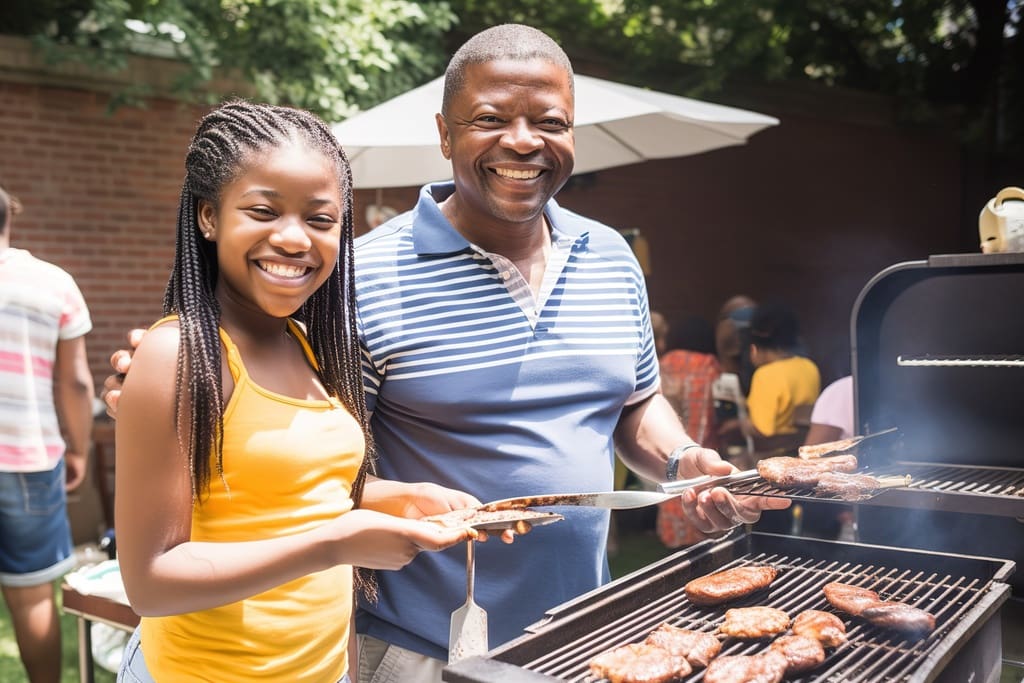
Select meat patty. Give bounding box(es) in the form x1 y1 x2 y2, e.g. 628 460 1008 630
792 609 848 648
704 650 789 683
643 624 722 668
719 606 790 639
684 565 778 606
757 454 859 488
769 634 826 674
824 582 937 640
588 642 692 683
861 602 937 638
815 472 881 500
823 582 880 616
798 436 862 459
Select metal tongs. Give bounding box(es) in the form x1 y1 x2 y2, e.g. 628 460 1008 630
657 469 760 495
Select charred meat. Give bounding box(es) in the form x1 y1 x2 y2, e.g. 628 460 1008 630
719 606 790 639
684 565 778 606
824 582 936 639
643 624 721 668
823 582 880 616
798 436 862 459
769 634 827 674
587 642 692 683
814 472 881 500
861 602 937 638
704 650 789 683
757 454 859 488
792 609 848 648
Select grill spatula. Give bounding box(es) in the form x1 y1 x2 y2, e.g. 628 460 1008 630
448 539 487 663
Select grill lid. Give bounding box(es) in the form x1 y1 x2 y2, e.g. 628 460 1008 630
851 251 1024 469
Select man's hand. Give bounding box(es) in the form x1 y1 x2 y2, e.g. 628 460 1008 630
677 447 790 535
65 451 87 492
102 328 146 418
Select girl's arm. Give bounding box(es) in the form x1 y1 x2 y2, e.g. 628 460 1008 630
115 325 474 617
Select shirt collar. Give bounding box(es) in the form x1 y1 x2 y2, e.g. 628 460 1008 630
410 181 586 256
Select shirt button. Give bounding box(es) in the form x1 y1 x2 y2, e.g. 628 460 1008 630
500 271 510 280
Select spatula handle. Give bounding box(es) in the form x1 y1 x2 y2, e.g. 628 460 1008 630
465 539 475 601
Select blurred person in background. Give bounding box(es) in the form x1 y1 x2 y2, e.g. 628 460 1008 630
743 301 820 445
0 184 94 683
655 314 723 548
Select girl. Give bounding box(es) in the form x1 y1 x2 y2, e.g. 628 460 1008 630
114 101 478 682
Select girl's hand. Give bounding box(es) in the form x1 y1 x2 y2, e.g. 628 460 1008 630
320 509 476 570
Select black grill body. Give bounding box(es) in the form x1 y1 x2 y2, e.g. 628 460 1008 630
851 252 1024 593
443 532 1012 682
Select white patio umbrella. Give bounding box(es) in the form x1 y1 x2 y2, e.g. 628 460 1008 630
331 74 779 189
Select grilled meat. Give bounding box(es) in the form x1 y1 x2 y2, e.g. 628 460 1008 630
769 634 826 674
792 609 847 648
861 602 936 638
643 624 721 668
798 436 861 459
704 650 789 683
757 454 859 488
684 565 778 606
824 582 936 639
823 582 880 616
719 606 790 639
588 642 692 683
814 472 881 500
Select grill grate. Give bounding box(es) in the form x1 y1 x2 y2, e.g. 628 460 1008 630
722 462 1024 517
522 553 986 681
444 533 1013 683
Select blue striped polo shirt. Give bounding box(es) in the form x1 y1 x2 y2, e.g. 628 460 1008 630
354 182 659 660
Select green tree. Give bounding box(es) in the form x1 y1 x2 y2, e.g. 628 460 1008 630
446 0 1022 155
4 0 456 121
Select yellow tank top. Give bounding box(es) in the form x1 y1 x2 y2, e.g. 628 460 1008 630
140 319 364 682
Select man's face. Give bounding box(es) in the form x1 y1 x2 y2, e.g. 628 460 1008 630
437 58 575 230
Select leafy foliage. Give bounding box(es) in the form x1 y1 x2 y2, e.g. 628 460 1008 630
3 0 1020 153
448 0 1022 153
7 0 455 121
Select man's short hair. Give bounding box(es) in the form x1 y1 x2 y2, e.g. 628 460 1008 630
0 184 22 235
442 24 574 116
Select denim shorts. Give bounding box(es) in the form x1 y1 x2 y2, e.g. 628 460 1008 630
0 460 76 587
119 627 352 682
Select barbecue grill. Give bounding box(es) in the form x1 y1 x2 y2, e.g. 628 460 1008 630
442 251 1022 682
850 251 1024 594
444 532 1013 682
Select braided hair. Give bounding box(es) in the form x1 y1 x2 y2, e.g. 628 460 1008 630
165 100 374 515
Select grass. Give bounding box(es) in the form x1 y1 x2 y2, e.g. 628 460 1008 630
0 581 117 683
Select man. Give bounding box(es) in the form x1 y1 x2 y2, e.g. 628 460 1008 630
0 184 95 683
350 25 787 682
106 24 787 683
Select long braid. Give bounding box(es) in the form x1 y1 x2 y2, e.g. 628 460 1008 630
167 101 376 529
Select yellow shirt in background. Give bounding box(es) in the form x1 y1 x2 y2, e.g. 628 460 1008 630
141 320 364 682
747 356 821 437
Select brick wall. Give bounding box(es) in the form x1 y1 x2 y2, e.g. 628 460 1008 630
1 80 205 390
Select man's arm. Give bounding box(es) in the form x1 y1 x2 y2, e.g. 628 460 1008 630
53 335 95 491
613 393 789 534
612 393 707 484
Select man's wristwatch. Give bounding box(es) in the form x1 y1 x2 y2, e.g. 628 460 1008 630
665 441 701 481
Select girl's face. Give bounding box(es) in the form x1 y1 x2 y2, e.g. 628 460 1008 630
199 141 343 321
